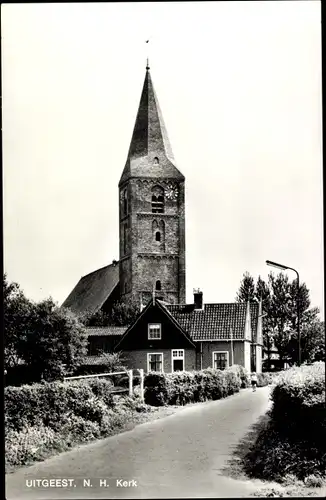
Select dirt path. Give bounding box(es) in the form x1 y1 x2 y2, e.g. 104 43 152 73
6 387 273 499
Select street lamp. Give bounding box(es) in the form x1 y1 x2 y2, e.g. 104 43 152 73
266 260 301 366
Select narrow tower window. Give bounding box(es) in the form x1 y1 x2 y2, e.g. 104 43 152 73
123 224 128 254
155 280 161 291
153 157 159 165
155 231 161 242
123 189 128 216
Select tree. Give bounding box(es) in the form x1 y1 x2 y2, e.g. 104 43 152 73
286 308 325 363
4 274 88 382
236 272 256 303
235 271 319 366
23 300 88 381
3 274 33 369
83 298 140 327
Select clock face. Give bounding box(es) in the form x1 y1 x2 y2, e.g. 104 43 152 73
166 184 178 201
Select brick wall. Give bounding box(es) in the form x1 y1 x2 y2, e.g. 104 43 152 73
122 348 196 373
198 341 246 369
119 177 185 305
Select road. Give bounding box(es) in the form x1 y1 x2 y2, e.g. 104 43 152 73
6 387 272 499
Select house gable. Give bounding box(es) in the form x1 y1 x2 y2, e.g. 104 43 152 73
115 299 195 351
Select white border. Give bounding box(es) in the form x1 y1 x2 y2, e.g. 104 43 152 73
147 352 164 373
171 348 185 372
148 323 162 340
212 351 229 369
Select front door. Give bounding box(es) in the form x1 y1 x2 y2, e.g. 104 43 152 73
172 349 185 372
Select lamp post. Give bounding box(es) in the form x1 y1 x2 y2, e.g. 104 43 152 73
266 260 301 366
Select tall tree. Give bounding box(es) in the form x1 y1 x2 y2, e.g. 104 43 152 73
23 299 88 380
235 271 317 366
286 307 325 364
4 275 88 381
236 272 256 303
3 274 33 369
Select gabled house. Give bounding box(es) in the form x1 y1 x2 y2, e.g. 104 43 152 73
110 290 263 373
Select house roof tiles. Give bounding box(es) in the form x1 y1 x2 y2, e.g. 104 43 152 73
165 302 259 341
86 327 127 337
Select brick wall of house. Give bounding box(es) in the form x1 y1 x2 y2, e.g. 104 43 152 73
197 341 246 370
122 348 196 373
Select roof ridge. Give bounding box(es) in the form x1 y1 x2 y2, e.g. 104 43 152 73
167 302 247 307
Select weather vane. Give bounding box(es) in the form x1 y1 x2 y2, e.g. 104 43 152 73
146 39 150 70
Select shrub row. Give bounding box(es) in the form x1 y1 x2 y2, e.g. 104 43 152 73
144 366 245 406
5 378 116 432
5 378 152 469
244 362 326 481
271 361 326 445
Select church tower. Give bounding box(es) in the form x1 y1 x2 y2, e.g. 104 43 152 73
118 62 186 307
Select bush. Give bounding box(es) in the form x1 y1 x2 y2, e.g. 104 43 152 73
60 415 101 443
5 425 57 468
5 378 152 469
244 362 326 482
144 367 241 406
271 362 325 445
229 364 251 388
257 372 273 387
5 378 116 432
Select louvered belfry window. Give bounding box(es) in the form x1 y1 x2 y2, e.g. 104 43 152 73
151 186 164 213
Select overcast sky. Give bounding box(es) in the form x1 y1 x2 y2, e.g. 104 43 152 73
2 1 323 317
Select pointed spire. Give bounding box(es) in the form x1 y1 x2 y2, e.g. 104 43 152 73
119 65 184 186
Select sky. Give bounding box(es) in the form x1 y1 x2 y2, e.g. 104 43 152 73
2 1 324 318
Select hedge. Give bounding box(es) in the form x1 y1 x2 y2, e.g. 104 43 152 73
5 378 153 470
144 366 244 406
271 362 325 445
244 362 326 481
4 378 116 432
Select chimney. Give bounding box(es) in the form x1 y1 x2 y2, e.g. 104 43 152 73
193 288 203 310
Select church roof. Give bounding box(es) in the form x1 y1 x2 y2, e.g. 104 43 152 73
164 302 260 342
61 262 119 315
119 65 184 186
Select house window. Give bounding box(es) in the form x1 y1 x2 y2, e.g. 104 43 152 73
148 323 161 340
155 280 161 291
155 231 161 242
147 353 163 372
212 351 229 370
172 349 185 372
